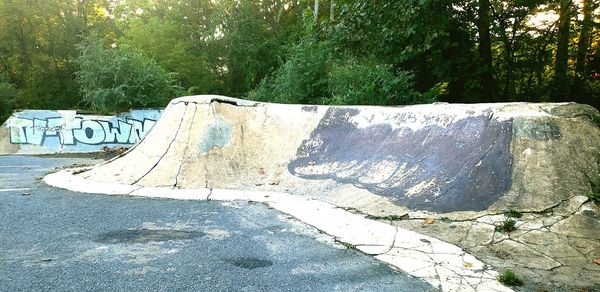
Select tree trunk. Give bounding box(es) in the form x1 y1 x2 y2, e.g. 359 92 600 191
330 0 334 21
478 0 496 101
575 0 592 76
554 0 571 83
314 0 319 22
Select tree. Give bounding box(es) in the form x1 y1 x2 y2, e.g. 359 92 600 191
0 0 118 109
120 17 219 94
478 0 496 101
554 0 572 98
0 74 18 121
74 36 182 113
575 0 593 76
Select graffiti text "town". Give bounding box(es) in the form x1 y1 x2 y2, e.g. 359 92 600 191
10 117 157 145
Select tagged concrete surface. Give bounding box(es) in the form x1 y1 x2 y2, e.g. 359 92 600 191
44 95 600 290
0 109 162 155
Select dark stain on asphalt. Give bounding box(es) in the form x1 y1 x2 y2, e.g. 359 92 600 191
96 229 204 244
228 257 273 269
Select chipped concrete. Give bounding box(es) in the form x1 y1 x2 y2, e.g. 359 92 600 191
44 95 600 291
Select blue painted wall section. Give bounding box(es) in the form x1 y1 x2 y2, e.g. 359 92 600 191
289 108 513 212
199 116 233 153
2 109 162 154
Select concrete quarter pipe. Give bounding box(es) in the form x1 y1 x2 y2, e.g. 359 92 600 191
45 95 600 291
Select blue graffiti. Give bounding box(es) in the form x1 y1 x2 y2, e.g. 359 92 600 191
9 114 159 146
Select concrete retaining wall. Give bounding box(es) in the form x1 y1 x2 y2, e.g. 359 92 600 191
0 109 163 154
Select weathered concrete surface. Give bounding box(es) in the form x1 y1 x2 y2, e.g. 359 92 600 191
0 109 162 155
44 95 600 290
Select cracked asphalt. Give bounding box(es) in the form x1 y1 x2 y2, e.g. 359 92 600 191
0 156 435 291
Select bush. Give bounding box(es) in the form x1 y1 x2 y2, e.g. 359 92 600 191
248 31 439 106
0 76 18 122
327 58 422 105
248 34 331 104
74 36 182 113
497 269 523 286
495 218 518 233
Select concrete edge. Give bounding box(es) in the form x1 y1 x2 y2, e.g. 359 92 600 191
43 171 513 292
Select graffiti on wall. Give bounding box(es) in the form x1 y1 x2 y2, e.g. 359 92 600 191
10 117 156 145
2 110 162 154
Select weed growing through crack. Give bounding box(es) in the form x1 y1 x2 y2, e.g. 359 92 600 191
495 219 517 233
503 209 522 218
335 239 356 250
440 217 451 223
365 214 407 221
497 269 523 286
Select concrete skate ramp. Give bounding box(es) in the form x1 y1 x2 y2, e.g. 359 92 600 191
67 95 600 214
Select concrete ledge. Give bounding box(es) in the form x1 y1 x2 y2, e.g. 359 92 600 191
131 187 211 200
44 171 140 195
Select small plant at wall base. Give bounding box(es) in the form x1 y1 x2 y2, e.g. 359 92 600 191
497 269 523 286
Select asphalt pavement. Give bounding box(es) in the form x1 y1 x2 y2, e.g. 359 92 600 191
0 155 435 291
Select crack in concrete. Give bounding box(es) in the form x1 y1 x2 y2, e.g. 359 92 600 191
173 104 198 188
170 97 258 108
131 105 188 185
205 188 213 200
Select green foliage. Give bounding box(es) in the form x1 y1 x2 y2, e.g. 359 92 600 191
0 0 116 110
497 269 524 286
218 0 301 97
249 30 435 106
584 80 600 100
495 218 518 233
0 75 18 122
120 17 220 94
332 0 480 102
586 192 600 204
0 0 598 113
249 33 331 104
74 37 182 113
327 59 424 105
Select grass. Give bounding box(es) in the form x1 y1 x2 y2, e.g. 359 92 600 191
497 269 523 286
495 219 517 233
